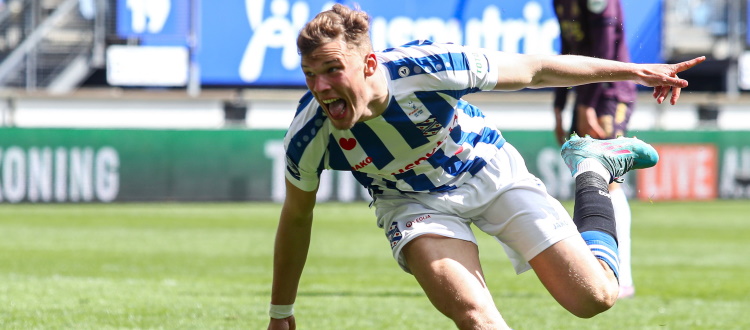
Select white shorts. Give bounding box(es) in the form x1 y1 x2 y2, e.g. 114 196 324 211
374 143 578 274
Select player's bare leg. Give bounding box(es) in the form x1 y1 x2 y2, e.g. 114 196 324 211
402 235 509 330
530 135 659 316
529 234 619 317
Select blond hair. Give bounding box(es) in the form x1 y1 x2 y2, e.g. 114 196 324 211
297 4 372 57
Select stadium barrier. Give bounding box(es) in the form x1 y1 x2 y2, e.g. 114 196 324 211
0 128 747 203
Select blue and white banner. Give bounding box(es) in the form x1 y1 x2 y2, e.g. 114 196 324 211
200 0 565 86
116 0 190 45
115 0 663 87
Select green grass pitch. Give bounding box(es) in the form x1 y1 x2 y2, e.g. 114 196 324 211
0 200 748 329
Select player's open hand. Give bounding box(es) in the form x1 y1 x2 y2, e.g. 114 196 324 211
634 56 706 105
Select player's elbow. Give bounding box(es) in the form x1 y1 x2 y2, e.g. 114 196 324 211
493 53 544 91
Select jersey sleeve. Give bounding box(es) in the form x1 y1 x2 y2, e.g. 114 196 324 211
283 94 329 192
427 43 500 93
458 44 500 92
284 151 322 192
459 45 526 93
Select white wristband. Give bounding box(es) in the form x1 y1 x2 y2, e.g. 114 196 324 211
269 303 294 319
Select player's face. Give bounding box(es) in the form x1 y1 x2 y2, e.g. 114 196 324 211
302 40 370 130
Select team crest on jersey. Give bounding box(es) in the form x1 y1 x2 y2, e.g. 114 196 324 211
416 116 443 136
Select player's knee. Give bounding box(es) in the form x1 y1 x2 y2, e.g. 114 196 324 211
569 286 618 318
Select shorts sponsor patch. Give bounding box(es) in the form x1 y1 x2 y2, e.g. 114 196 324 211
405 214 431 227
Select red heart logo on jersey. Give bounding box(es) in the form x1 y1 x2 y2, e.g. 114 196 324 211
339 138 357 150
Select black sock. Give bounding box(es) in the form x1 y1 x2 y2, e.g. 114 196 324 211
573 172 617 244
573 172 621 279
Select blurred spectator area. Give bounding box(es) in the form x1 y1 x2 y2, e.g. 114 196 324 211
662 0 745 92
0 0 104 93
664 0 732 59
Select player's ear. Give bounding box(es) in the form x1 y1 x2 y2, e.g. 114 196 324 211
364 52 378 77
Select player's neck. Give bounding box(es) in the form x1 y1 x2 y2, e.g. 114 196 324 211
367 66 390 118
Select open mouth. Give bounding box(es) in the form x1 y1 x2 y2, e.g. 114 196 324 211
322 98 347 120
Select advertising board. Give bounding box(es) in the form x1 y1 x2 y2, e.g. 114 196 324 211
1 128 747 203
115 0 664 86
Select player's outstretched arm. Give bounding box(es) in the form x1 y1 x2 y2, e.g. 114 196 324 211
268 179 317 330
493 53 705 105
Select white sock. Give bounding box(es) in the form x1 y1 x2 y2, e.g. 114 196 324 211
611 186 633 288
574 158 612 182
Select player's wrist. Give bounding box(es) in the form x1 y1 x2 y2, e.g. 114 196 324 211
269 303 294 319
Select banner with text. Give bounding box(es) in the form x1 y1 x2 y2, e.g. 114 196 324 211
0 128 747 203
113 0 664 86
201 0 662 86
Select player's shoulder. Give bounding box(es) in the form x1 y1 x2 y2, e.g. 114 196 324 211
288 91 327 133
378 40 465 59
293 90 325 120
295 90 316 114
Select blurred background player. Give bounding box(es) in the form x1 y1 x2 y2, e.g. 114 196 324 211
552 0 637 298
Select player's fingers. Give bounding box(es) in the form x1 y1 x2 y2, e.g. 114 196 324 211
666 75 689 88
653 86 666 103
657 85 670 104
661 85 671 100
670 86 682 105
674 56 706 73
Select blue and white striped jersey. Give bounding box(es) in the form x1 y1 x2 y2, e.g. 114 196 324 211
284 40 505 194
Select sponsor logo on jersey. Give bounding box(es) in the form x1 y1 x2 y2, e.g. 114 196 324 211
391 139 445 175
407 101 424 117
339 137 357 150
468 52 488 77
351 157 373 171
